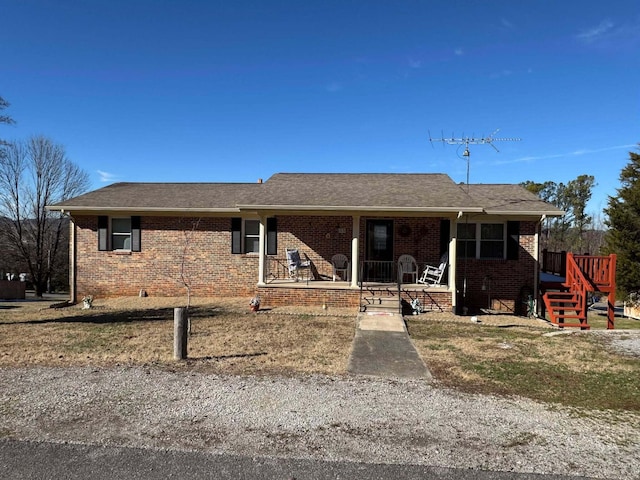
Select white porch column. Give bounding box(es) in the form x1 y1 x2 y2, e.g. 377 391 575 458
450 215 459 314
350 215 360 287
257 216 266 286
69 215 77 303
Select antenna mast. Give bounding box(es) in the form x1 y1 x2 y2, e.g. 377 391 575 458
428 129 521 190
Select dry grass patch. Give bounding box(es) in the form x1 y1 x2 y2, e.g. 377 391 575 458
407 318 640 411
0 297 355 376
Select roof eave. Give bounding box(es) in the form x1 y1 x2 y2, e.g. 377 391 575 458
483 209 565 217
236 204 484 213
46 206 241 214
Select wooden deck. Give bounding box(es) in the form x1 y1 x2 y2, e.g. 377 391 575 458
540 251 617 329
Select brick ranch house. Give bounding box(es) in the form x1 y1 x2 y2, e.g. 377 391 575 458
47 173 562 314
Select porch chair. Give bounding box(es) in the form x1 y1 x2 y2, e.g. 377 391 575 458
331 254 350 282
417 251 449 286
286 248 312 282
397 254 419 283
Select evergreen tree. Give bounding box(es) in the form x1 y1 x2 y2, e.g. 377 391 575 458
604 146 640 297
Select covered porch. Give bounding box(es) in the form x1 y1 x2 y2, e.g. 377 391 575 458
252 213 457 312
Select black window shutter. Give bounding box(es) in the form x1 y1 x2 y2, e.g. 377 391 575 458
266 217 277 255
98 216 108 251
231 217 242 254
507 221 520 260
439 219 450 256
131 216 141 252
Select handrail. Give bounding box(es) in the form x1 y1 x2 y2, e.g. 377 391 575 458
573 254 616 289
397 267 402 314
564 253 592 323
360 260 395 283
542 252 617 329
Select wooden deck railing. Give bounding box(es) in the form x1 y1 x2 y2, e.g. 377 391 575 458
541 249 566 276
573 254 616 290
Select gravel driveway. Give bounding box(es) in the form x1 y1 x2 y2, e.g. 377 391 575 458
1 366 638 479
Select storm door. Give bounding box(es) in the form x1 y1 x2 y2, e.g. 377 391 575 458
364 219 394 282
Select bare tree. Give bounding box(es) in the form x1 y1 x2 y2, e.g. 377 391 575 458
178 217 201 334
0 96 15 139
0 136 90 296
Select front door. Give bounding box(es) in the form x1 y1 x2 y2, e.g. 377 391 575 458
365 219 394 281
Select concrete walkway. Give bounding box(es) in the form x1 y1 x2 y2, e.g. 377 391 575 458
347 313 432 380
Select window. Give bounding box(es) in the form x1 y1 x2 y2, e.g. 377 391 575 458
456 223 476 259
480 224 504 259
244 220 260 253
98 216 141 252
231 217 277 255
112 218 132 250
457 222 505 259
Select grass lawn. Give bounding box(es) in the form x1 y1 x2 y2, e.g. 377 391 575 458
587 310 640 329
2 296 639 412
0 297 355 376
407 318 640 411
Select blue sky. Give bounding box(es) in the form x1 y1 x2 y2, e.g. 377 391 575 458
2 0 639 216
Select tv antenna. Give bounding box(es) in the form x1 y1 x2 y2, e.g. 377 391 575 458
428 129 520 190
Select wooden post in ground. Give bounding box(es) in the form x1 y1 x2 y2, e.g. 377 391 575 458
174 307 188 360
607 254 617 330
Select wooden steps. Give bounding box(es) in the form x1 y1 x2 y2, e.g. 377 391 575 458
540 252 617 330
542 286 589 329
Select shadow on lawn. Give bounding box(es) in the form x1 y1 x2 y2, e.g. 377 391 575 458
193 352 268 361
0 305 20 310
0 305 228 326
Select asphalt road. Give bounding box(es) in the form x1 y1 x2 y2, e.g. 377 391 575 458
0 439 594 480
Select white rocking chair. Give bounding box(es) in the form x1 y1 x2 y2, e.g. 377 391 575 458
417 252 448 286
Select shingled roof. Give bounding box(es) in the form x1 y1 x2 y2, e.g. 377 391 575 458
239 173 481 212
49 182 263 213
466 184 563 216
48 173 562 216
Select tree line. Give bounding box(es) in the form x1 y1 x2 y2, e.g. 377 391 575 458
0 96 90 296
522 145 640 298
520 175 601 254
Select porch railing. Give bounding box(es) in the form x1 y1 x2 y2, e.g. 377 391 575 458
573 254 616 289
541 249 566 276
360 260 396 283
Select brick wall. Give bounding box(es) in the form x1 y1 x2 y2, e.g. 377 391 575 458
455 221 537 314
256 286 452 311
75 215 259 298
73 214 537 314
